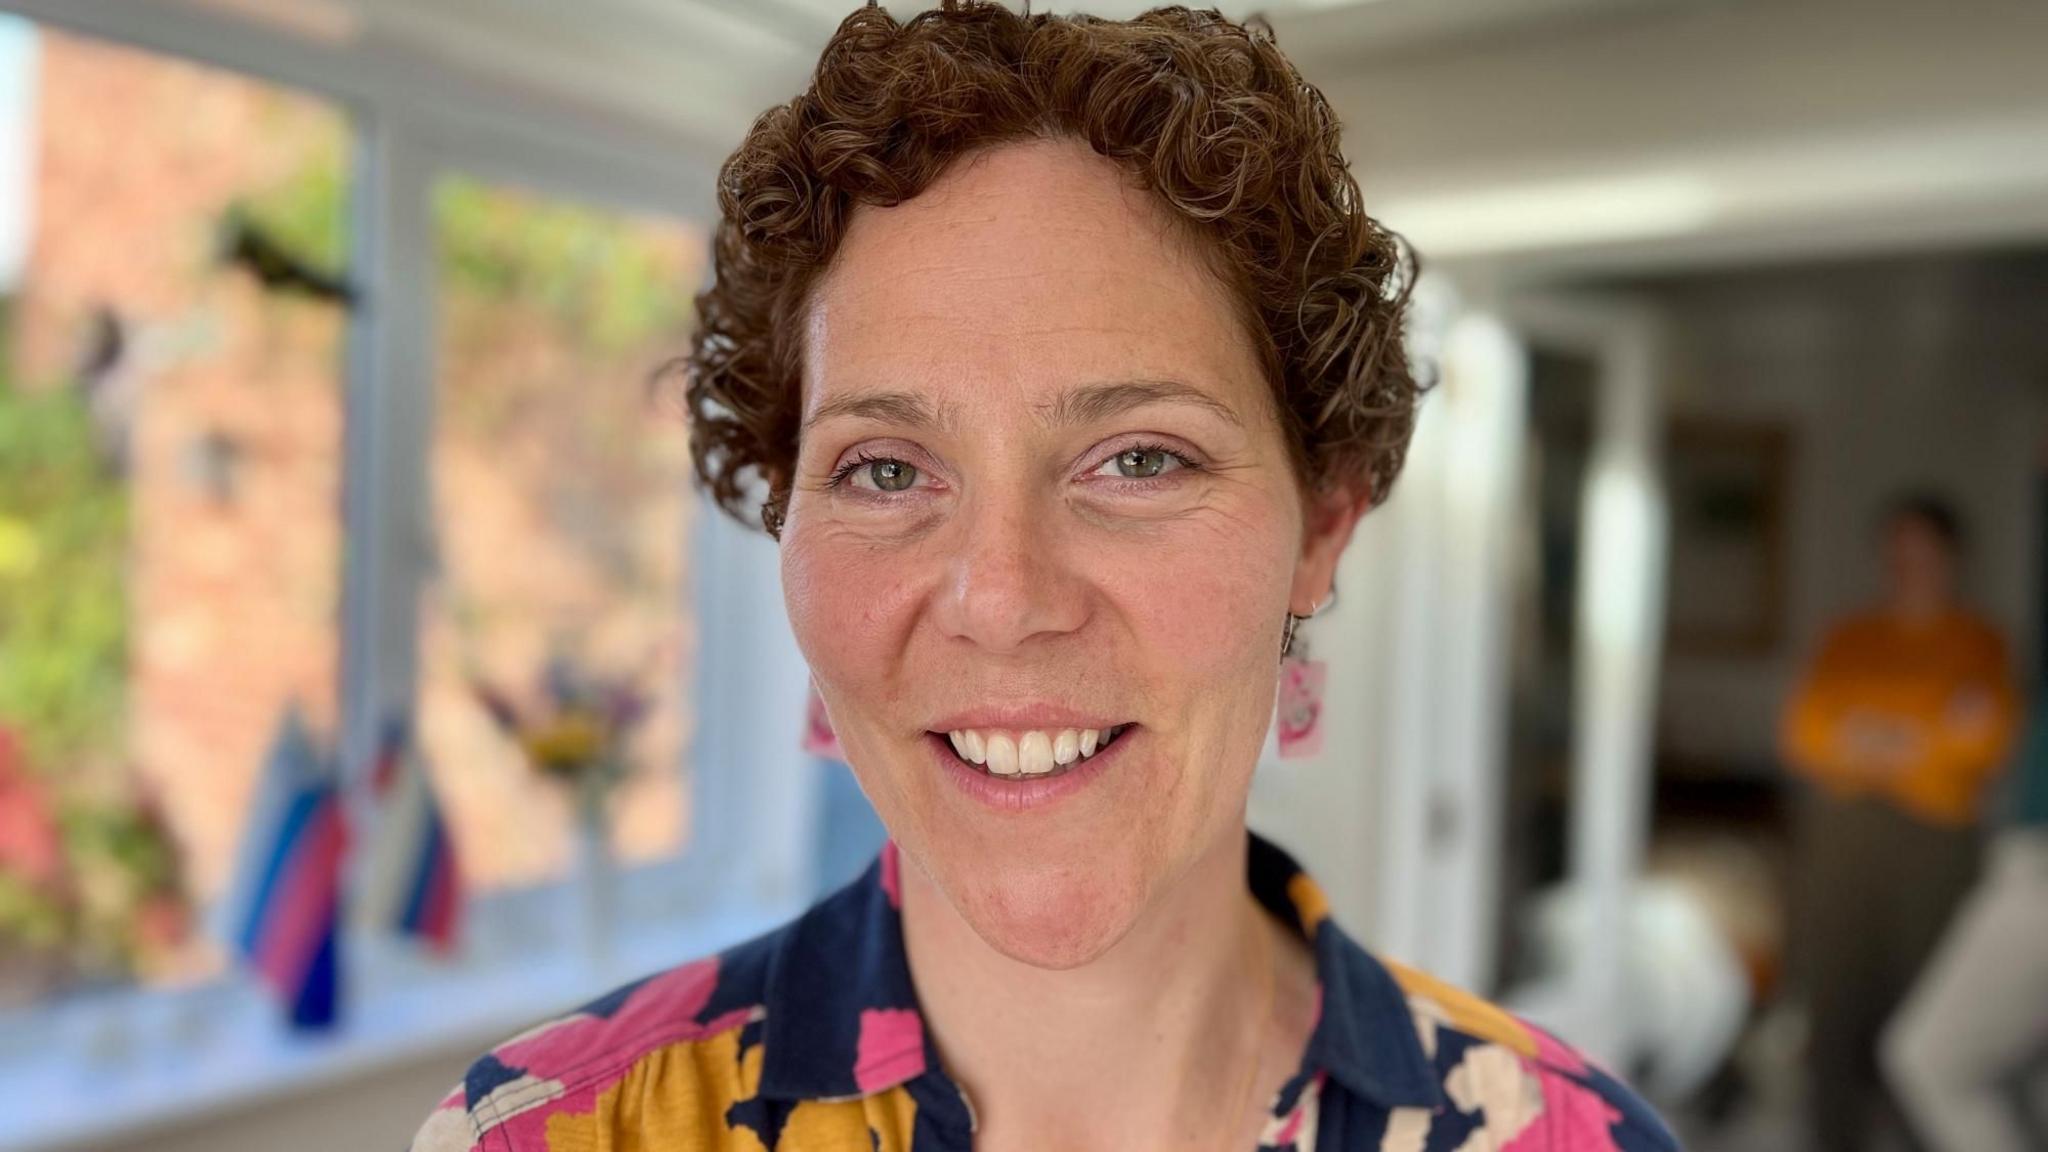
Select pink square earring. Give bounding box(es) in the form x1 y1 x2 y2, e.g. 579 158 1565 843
801 682 844 760
1276 593 1332 760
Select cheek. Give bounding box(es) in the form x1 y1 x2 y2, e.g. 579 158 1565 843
781 527 926 713
1102 505 1297 714
780 532 837 671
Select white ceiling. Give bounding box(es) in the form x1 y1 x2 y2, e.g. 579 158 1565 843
179 0 1694 156
158 0 2048 272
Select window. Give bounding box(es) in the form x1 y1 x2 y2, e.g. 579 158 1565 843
0 9 809 1149
0 18 351 1002
417 176 706 892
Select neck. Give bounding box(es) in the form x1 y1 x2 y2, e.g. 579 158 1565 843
1888 593 1952 626
899 829 1287 1150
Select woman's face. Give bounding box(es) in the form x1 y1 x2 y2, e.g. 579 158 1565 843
781 137 1360 968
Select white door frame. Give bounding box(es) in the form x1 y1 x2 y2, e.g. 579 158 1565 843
1329 279 1527 993
1499 292 1670 1065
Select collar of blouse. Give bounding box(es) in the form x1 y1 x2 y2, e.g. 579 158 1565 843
752 831 1449 1115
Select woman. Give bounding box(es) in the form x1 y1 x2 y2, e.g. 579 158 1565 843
411 4 1675 1149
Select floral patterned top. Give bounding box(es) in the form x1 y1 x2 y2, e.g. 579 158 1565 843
409 833 1678 1151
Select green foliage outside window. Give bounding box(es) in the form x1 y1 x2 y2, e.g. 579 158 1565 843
0 325 187 992
231 154 694 359
0 347 128 772
433 176 694 357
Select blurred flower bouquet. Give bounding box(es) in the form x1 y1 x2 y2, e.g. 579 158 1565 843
471 653 650 802
470 655 649 959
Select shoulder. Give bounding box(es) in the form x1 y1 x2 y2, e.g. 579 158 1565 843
1381 959 1681 1152
1949 611 2012 657
408 928 784 1152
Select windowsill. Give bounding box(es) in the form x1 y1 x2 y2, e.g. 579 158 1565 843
0 896 797 1152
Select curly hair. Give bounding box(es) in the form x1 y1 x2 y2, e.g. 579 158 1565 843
684 1 1422 536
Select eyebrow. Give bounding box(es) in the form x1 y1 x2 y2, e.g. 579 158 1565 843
799 377 1246 436
801 390 945 435
1038 378 1246 430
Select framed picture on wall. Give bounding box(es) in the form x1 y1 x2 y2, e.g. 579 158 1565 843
1664 418 1793 656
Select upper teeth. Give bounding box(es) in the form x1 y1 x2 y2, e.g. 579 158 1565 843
947 727 1117 776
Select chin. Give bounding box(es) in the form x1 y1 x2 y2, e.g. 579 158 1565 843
929 845 1151 970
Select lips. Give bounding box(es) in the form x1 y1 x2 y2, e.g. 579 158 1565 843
937 724 1133 779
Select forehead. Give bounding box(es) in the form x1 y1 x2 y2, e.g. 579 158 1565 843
801 137 1265 416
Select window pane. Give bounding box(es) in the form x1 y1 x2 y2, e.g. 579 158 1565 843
420 176 702 892
0 19 349 1000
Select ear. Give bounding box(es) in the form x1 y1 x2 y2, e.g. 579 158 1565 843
1290 481 1371 615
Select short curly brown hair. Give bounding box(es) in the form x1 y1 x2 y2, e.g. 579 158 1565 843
684 1 1421 536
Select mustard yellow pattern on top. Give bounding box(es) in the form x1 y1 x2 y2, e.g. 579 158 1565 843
779 1087 920 1152
545 1026 768 1152
1382 958 1538 1060
536 1024 923 1152
1285 871 1331 935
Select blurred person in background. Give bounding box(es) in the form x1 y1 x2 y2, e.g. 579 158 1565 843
1781 493 2021 1152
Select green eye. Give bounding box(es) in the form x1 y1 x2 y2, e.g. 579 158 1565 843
868 460 918 491
1114 449 1171 478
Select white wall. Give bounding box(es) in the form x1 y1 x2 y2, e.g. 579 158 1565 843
88 1051 467 1152
1323 0 2048 182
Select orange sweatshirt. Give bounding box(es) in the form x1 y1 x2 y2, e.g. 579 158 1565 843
1781 609 2020 826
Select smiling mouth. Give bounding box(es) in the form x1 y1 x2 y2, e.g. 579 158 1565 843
933 724 1134 780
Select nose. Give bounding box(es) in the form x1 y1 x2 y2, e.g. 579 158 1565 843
934 491 1089 654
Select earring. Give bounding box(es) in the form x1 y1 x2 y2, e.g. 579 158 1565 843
1276 593 1332 760
1280 590 1336 658
801 682 844 760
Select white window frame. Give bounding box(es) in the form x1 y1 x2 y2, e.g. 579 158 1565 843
0 3 813 1148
